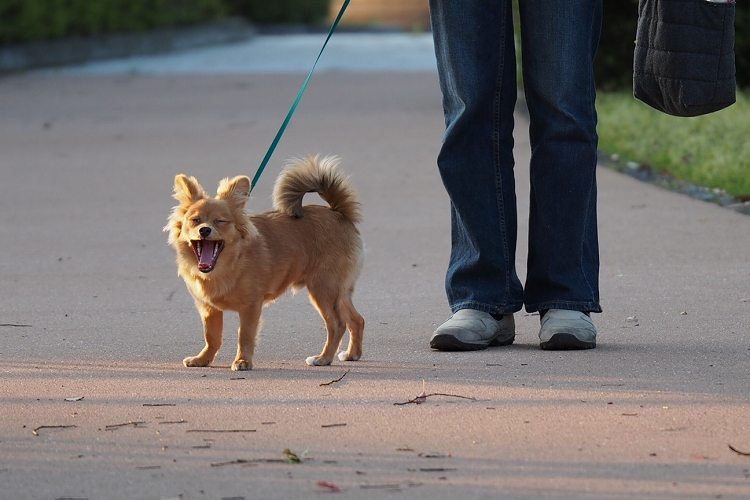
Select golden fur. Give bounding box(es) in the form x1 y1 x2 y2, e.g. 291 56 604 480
165 156 365 371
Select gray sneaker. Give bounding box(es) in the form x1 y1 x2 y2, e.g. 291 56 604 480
430 309 515 351
539 309 597 350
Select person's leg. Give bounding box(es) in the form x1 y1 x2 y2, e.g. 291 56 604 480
519 0 603 349
429 0 524 319
519 0 603 315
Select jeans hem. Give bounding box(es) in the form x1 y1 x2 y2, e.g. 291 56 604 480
524 301 602 314
450 301 524 316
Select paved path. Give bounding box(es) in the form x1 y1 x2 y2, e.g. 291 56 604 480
2 34 750 499
41 33 438 74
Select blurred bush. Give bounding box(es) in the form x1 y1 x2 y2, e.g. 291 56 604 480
594 0 638 91
224 0 330 25
0 0 226 43
595 0 749 90
0 0 333 44
734 4 750 90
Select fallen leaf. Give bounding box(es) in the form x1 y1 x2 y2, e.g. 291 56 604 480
283 448 309 463
412 379 428 403
413 391 428 404
316 481 341 492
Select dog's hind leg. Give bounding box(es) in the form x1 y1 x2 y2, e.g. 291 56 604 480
338 290 364 362
306 288 347 366
184 305 223 368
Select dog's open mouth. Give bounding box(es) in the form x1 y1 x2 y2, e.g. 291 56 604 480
191 240 225 273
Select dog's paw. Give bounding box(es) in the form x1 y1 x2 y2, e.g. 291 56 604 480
183 355 211 367
338 351 360 362
231 359 252 371
305 355 333 366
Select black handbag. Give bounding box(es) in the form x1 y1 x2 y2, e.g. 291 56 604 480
633 0 736 117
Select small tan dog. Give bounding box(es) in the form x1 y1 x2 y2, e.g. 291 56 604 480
165 156 365 371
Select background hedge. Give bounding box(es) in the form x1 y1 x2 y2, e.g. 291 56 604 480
0 0 226 43
224 0 329 25
0 0 330 44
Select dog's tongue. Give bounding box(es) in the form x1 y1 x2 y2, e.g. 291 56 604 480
199 240 217 269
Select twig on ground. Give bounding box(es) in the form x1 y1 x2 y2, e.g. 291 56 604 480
360 484 401 490
105 421 147 430
729 444 750 456
210 459 255 467
321 423 347 428
394 380 476 406
158 419 187 425
32 424 76 436
319 370 350 387
186 429 256 433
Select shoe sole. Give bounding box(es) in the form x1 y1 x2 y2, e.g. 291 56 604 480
430 333 515 352
540 333 596 351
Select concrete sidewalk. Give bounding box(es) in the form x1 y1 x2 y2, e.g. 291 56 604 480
39 32 438 74
1 36 750 499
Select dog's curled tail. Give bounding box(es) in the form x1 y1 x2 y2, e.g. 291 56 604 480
273 155 362 224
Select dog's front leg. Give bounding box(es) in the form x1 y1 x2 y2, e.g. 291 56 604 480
233 303 262 371
184 305 223 368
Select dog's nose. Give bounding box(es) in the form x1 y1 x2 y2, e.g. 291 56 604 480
199 227 212 238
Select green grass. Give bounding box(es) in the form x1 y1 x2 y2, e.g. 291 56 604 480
596 91 750 201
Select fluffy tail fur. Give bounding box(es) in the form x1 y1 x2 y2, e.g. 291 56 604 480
273 155 362 224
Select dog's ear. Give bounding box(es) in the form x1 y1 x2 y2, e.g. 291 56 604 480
216 176 251 209
165 174 206 244
173 174 207 207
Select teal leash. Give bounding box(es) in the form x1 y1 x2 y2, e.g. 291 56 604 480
250 0 352 193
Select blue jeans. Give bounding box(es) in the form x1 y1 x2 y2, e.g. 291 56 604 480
429 0 603 315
